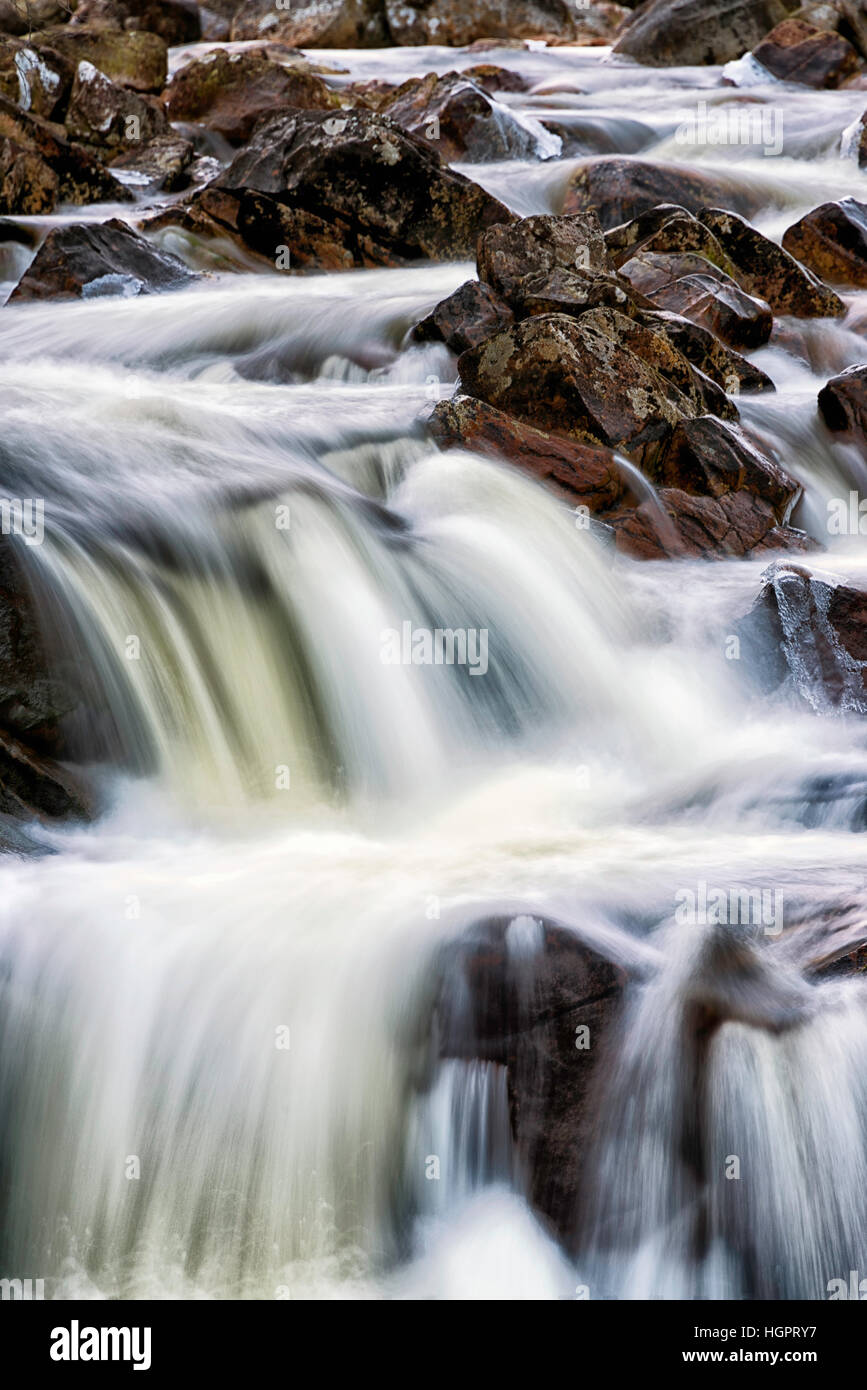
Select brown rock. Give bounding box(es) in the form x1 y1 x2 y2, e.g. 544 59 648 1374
9 216 197 301
66 59 168 149
782 197 867 288
109 134 192 193
30 25 167 94
0 727 91 823
477 211 609 303
428 395 626 509
163 48 338 145
699 207 845 318
384 0 582 46
621 251 773 349
644 309 776 395
380 69 556 163
611 487 780 559
461 64 530 94
230 0 388 45
0 0 67 34
656 415 801 517
613 0 791 66
753 18 861 87
413 279 514 354
69 0 200 44
0 93 128 212
605 204 739 278
563 157 765 231
513 264 645 319
0 37 70 119
818 362 867 446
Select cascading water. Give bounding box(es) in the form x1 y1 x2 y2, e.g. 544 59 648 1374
2 36 867 1302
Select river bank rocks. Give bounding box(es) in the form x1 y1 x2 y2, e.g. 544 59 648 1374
782 197 867 288
434 914 627 1244
0 92 128 212
162 48 339 145
563 158 766 230
613 0 794 67
9 217 197 300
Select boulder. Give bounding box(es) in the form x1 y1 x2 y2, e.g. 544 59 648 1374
513 265 647 319
752 17 861 87
699 207 845 318
213 107 515 264
9 217 197 301
461 64 531 95
230 0 389 45
30 25 167 94
383 0 581 46
435 914 626 1244
605 204 739 277
737 562 867 712
0 727 91 823
413 278 514 353
0 37 70 119
620 251 774 349
477 212 609 303
0 0 68 34
66 59 168 150
611 487 783 559
563 157 764 231
644 309 775 394
163 48 338 146
110 134 193 193
782 197 867 287
68 0 200 45
655 415 801 517
380 70 558 163
0 538 80 755
457 309 701 464
613 0 791 65
0 94 128 212
428 395 626 509
818 362 867 445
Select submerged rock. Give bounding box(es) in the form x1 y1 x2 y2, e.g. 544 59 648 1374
563 157 764 230
613 0 791 66
428 395 626 509
752 17 861 86
9 217 197 301
782 197 867 288
163 48 338 145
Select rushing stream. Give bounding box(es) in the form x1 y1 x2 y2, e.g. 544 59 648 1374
2 38 867 1300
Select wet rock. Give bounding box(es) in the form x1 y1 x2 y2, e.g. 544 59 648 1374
644 309 776 394
340 77 396 110
513 264 647 319
457 309 700 464
477 211 609 303
230 0 389 46
0 0 68 34
0 94 128 212
435 914 626 1244
413 278 514 354
0 539 79 754
384 0 582 46
110 134 193 193
380 70 558 163
0 727 91 823
428 395 626 509
0 37 70 119
605 204 739 279
752 17 861 87
818 362 867 448
9 217 197 301
737 562 867 711
621 251 774 350
213 107 515 264
66 59 168 150
461 64 530 94
699 207 845 318
30 25 167 94
655 415 801 517
613 0 791 65
563 157 764 231
611 487 781 559
782 197 867 288
69 0 200 45
163 48 338 145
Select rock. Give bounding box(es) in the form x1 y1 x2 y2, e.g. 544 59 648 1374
163 48 338 145
563 157 764 231
30 26 167 94
428 395 626 509
818 362 867 448
0 94 128 212
434 914 626 1244
611 487 781 559
513 264 647 319
213 107 515 264
457 309 701 465
613 0 791 65
384 0 581 46
737 562 867 711
66 59 168 150
9 217 197 301
0 0 68 34
699 207 845 318
0 727 91 823
0 538 79 754
477 212 609 303
340 78 396 110
782 197 867 288
230 0 389 45
655 415 801 517
380 70 559 163
644 309 776 394
461 64 530 94
621 251 774 350
0 37 70 119
69 0 200 46
752 17 861 87
110 134 193 193
413 278 514 353
605 204 739 278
